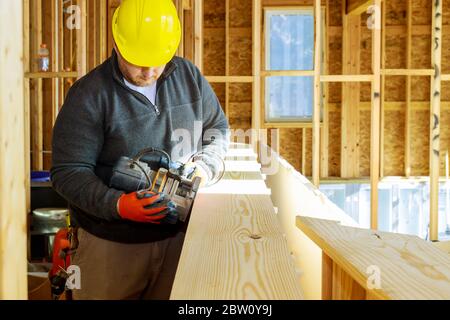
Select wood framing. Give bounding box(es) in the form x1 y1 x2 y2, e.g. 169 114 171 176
194 0 203 72
346 0 372 16
30 0 43 171
370 0 382 230
379 0 385 178
23 0 31 222
252 0 262 152
429 0 442 242
320 0 330 178
76 0 87 79
0 0 27 299
405 0 412 177
312 0 321 186
341 3 361 178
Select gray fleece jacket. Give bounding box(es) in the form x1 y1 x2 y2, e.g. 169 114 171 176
51 51 229 243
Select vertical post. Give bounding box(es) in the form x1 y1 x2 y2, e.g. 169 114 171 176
370 0 382 230
312 0 321 187
23 0 31 238
30 0 43 170
194 0 203 72
341 2 361 178
379 0 385 178
252 0 262 153
0 0 27 299
76 0 87 79
405 0 412 177
320 1 329 178
225 0 230 120
429 0 442 241
302 128 307 175
99 0 108 62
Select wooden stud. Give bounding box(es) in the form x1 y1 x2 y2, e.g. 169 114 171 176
341 2 361 178
30 0 43 171
379 0 385 178
206 76 254 83
194 0 203 72
321 1 329 179
23 0 31 225
346 0 372 16
0 0 27 299
312 0 321 187
405 0 412 178
429 0 442 241
320 75 373 82
322 252 333 300
225 0 230 121
252 0 262 152
370 0 382 230
76 0 87 79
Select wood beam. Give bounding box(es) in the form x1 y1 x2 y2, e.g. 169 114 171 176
380 0 386 178
225 0 230 121
405 0 412 177
321 0 330 178
429 0 442 241
346 0 372 16
194 0 203 72
252 0 262 152
312 0 321 187
0 0 27 299
30 0 43 171
341 3 361 178
370 0 382 230
76 0 87 79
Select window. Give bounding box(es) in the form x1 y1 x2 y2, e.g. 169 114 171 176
264 8 324 123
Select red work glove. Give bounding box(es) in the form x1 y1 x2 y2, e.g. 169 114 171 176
117 191 169 224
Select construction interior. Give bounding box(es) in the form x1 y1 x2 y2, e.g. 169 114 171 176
1 0 450 300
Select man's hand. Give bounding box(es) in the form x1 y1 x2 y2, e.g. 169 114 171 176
117 191 176 224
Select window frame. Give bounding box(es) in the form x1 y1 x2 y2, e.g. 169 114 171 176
261 6 326 127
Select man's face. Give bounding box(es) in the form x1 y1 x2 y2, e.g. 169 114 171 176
114 46 166 87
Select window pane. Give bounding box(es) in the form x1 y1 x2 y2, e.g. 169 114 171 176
266 76 313 121
267 11 314 71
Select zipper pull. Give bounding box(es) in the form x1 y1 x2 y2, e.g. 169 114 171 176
154 105 160 115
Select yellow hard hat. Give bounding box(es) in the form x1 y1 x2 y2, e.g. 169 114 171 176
112 0 181 67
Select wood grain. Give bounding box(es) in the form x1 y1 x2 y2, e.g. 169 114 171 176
297 217 450 300
0 0 27 299
171 144 303 299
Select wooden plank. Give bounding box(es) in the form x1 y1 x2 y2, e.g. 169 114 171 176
205 76 253 83
370 0 382 230
171 192 304 299
0 0 27 299
322 252 333 300
379 0 385 178
312 0 321 187
382 69 434 76
320 74 373 82
320 1 329 178
194 0 203 72
261 70 314 77
171 145 303 299
346 0 372 15
225 0 230 121
23 0 31 224
297 217 450 300
405 0 412 177
99 0 108 62
341 4 360 178
30 0 43 171
76 0 87 78
252 0 262 152
429 0 442 241
331 261 366 300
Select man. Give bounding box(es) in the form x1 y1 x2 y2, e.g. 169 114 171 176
51 0 229 300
